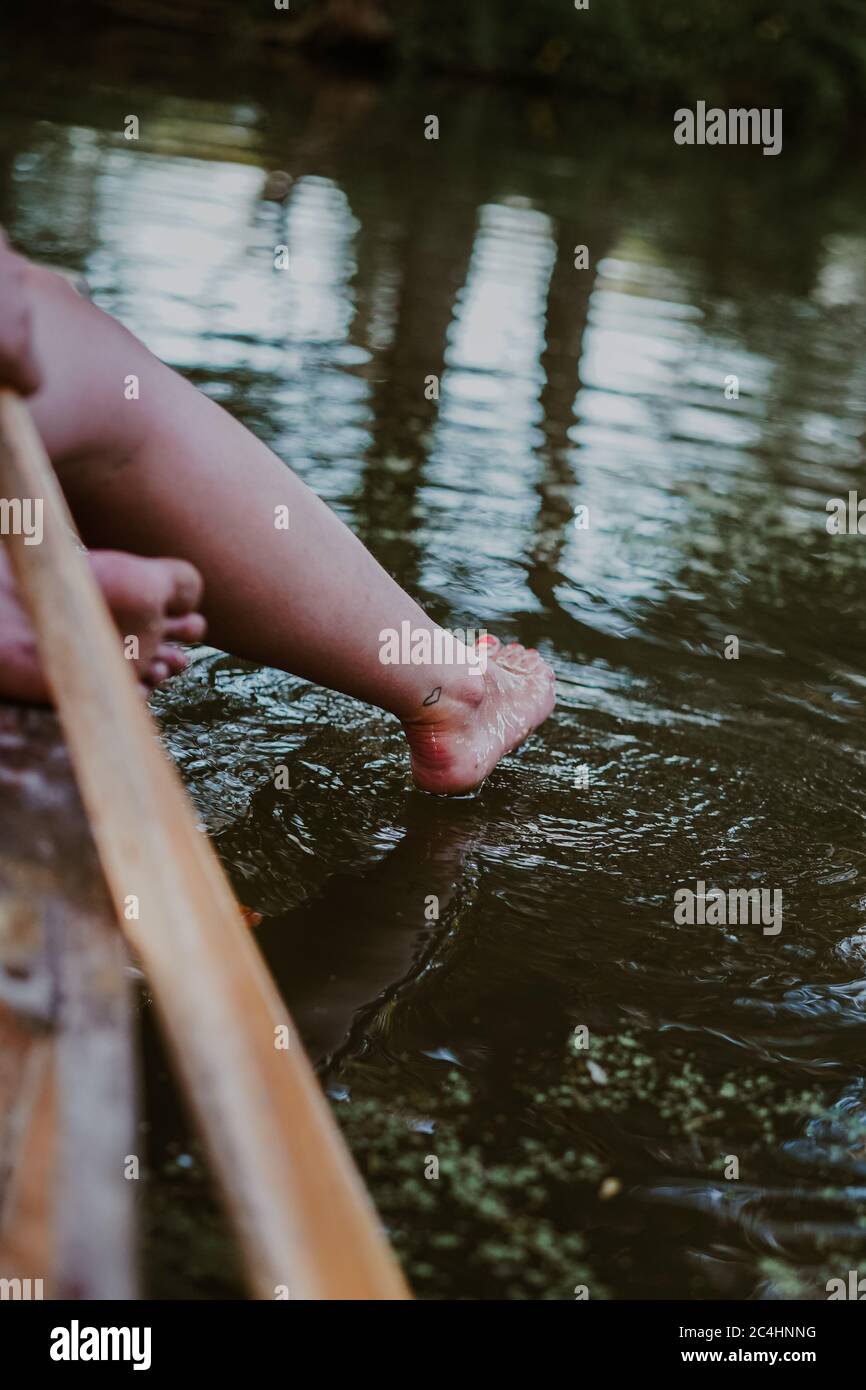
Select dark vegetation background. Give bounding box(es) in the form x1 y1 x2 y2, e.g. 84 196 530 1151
8 0 866 122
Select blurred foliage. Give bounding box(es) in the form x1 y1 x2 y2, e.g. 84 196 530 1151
396 0 866 116
11 1 866 119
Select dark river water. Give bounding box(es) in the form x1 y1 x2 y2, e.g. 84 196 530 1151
3 29 866 1299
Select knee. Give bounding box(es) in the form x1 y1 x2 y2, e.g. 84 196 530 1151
24 259 90 306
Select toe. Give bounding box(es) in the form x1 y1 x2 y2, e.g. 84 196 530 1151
154 643 190 676
145 659 171 687
90 552 202 622
159 559 204 616
514 654 539 674
497 643 548 676
142 644 190 688
498 642 527 670
164 612 207 643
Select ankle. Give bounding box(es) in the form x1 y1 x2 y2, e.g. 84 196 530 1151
402 666 486 725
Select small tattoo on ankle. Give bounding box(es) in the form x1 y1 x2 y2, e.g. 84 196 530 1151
422 686 442 707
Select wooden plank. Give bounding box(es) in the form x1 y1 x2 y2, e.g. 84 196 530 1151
0 706 137 1299
0 1024 56 1296
0 391 409 1300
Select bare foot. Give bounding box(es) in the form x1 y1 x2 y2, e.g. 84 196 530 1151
0 548 206 704
402 636 556 795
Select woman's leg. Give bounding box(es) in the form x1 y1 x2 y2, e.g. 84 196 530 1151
26 264 555 792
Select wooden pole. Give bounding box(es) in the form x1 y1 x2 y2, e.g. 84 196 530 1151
0 389 409 1300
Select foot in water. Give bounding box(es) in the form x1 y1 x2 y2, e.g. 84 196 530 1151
0 548 206 703
402 635 556 795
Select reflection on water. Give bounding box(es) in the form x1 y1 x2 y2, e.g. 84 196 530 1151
4 39 866 1298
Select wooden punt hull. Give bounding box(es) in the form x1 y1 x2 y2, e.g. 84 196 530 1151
0 705 137 1300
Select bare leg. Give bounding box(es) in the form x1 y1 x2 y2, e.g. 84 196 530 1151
25 265 554 792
